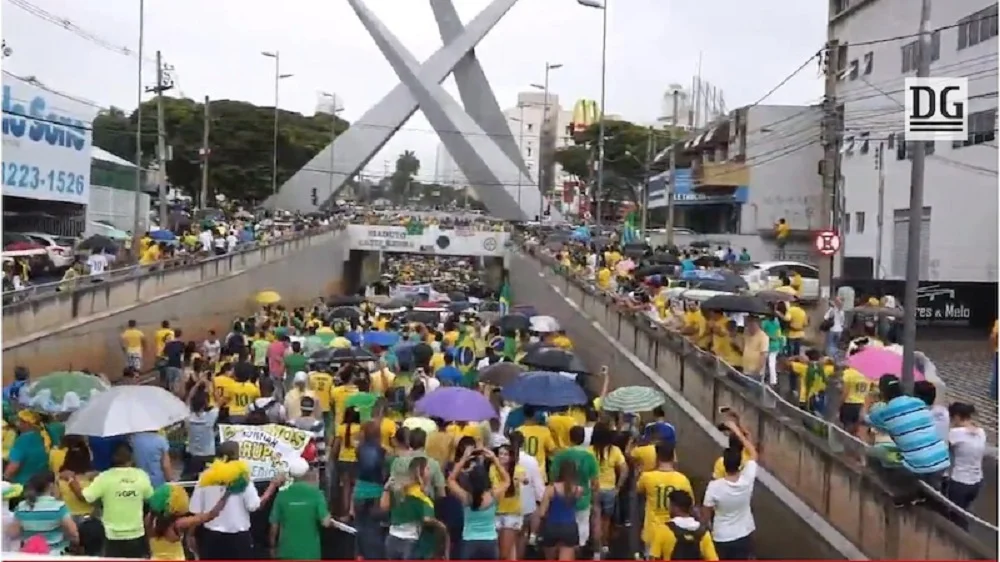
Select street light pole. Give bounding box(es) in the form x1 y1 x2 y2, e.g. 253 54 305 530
321 92 343 207
130 0 145 257
517 103 526 208
262 51 293 196
533 63 562 221
577 0 608 225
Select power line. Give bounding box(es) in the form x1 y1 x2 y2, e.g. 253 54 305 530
847 12 998 47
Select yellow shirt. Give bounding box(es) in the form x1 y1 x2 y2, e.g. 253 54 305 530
228 381 260 416
2 421 16 460
842 367 873 404
335 423 362 461
371 370 397 395
546 414 577 450
630 444 658 473
596 268 612 290
331 384 358 426
684 310 709 349
490 464 527 515
214 375 235 404
605 251 622 268
785 305 808 339
48 447 67 473
591 445 626 490
791 272 803 291
379 418 398 450
154 328 174 356
58 475 94 517
649 521 719 560
139 244 161 265
637 469 694 545
775 222 790 240
443 331 460 347
446 423 483 444
429 352 446 373
121 328 144 353
516 425 556 477
307 372 335 413
709 317 741 367
789 361 833 403
711 449 753 479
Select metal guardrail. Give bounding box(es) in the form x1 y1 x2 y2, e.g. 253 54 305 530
2 224 347 306
531 248 998 554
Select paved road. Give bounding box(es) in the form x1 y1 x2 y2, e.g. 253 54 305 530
918 336 997 443
508 252 853 560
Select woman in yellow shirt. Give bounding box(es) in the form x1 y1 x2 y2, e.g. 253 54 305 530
333 408 363 515
590 423 627 551
492 443 528 559
54 436 96 520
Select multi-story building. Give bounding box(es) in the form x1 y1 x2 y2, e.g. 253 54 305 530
502 92 573 212
648 104 825 261
831 0 998 282
658 79 727 131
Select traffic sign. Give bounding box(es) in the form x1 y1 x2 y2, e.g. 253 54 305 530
814 230 841 256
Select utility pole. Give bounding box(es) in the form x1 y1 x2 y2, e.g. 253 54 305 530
819 36 841 305
146 50 173 229
665 89 680 247
130 0 145 257
200 96 211 208
517 103 526 209
874 142 885 279
640 126 654 235
900 0 933 394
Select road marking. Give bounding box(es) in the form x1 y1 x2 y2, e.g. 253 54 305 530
521 254 867 560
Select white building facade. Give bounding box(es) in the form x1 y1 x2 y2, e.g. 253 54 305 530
501 92 577 212
832 0 998 282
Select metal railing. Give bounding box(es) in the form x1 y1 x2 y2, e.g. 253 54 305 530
2 223 347 306
530 247 998 558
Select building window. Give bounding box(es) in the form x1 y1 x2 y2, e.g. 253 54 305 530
900 41 916 72
527 123 534 132
849 59 859 80
930 30 941 61
953 109 999 148
887 132 896 149
958 5 999 50
863 51 873 75
896 137 907 160
859 132 870 154
526 146 532 157
855 212 866 234
836 44 848 79
843 212 851 234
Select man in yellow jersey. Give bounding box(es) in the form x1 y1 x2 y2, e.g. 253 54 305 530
515 409 556 481
330 368 359 427
774 218 790 260
153 320 174 357
838 364 872 436
783 299 808 356
648 490 719 560
120 319 146 372
221 369 259 421
308 367 336 434
630 436 659 473
546 407 577 450
788 350 831 411
636 443 693 552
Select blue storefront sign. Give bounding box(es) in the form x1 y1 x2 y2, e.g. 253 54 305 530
647 169 747 207
2 78 94 205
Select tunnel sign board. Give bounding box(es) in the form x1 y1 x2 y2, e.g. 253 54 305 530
347 225 509 257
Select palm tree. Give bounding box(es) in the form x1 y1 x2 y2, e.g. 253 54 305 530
391 150 421 200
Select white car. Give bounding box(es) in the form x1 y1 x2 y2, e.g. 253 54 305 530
742 260 820 301
22 233 77 269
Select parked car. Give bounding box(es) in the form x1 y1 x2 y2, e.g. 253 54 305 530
21 232 77 270
742 260 821 301
2 232 53 276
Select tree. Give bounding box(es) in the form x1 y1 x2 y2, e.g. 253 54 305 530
389 150 420 201
554 119 674 204
91 96 348 204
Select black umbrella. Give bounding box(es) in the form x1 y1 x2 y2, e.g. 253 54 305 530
679 269 748 292
447 291 467 302
78 234 118 253
520 347 589 374
693 255 724 268
499 314 531 333
480 362 526 387
448 301 476 313
689 240 712 248
379 298 412 311
478 300 501 313
405 310 440 325
648 253 680 265
329 306 362 320
756 290 796 304
308 348 339 363
700 294 771 315
328 295 365 307
331 347 378 363
634 265 673 279
622 243 648 257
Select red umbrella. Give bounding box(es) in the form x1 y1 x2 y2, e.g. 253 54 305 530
4 241 43 251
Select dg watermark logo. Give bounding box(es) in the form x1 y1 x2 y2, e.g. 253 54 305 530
905 77 968 141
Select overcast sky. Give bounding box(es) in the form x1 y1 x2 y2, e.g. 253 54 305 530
4 0 826 181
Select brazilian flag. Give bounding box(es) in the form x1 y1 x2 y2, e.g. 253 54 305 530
454 328 479 388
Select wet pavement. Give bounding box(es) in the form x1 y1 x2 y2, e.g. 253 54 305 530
918 335 997 443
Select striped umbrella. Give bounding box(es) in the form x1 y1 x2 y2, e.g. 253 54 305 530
602 385 666 413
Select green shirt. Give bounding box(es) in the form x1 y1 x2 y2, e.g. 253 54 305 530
760 318 784 353
549 446 599 510
269 481 329 560
284 353 308 377
81 467 153 540
252 339 270 367
389 452 446 497
390 493 434 527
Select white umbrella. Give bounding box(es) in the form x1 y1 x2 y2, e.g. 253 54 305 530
530 315 560 333
65 386 190 437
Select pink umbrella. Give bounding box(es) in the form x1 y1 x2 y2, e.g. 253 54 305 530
847 347 925 382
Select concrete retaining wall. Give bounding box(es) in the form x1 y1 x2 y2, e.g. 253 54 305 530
518 251 995 561
3 230 351 381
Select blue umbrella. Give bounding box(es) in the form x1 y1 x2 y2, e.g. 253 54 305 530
364 331 400 348
149 230 176 241
571 226 591 241
501 371 588 407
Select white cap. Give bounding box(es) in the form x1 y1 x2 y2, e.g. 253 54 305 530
293 371 308 384
286 455 310 478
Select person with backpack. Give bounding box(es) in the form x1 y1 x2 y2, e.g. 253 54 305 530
648 489 718 560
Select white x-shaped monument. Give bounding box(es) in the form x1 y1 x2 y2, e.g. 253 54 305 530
266 0 557 221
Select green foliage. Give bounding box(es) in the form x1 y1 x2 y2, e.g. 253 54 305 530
554 119 674 203
91 97 347 204
389 150 421 200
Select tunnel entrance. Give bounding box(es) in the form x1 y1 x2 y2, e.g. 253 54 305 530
346 249 508 295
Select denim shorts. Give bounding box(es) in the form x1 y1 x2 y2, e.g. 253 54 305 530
597 489 617 514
